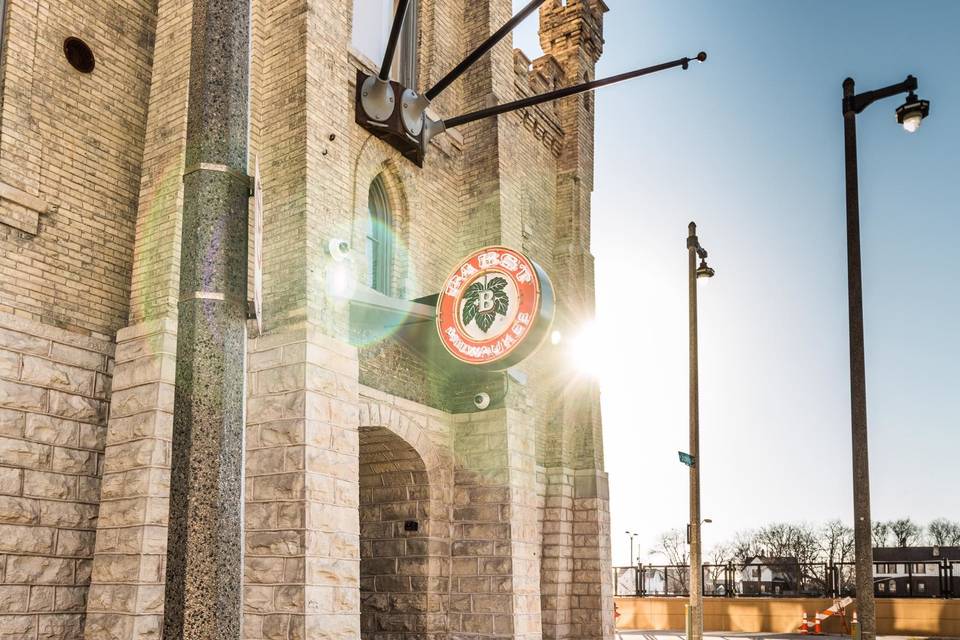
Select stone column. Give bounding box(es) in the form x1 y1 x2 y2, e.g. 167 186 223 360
243 324 360 640
451 406 543 640
84 319 177 639
571 469 613 640
539 468 575 640
162 0 251 637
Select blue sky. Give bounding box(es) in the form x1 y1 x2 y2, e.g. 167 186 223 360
513 0 960 563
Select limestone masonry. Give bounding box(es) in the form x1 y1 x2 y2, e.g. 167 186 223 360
0 0 613 638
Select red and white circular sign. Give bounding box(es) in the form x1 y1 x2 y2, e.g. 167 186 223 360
436 246 554 369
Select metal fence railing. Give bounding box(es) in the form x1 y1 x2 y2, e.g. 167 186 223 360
614 559 958 598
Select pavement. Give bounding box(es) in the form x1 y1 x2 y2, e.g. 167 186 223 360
616 633 957 640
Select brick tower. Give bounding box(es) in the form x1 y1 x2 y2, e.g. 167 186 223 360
538 2 614 640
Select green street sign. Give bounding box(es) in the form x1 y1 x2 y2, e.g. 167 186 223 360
678 451 695 467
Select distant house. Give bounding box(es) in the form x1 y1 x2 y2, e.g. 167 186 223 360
738 556 801 595
873 546 960 597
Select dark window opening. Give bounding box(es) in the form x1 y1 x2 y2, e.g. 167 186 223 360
64 37 95 73
366 174 393 295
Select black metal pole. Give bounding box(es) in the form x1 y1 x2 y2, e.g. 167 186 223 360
379 0 411 81
424 0 547 100
843 76 877 640
443 54 705 130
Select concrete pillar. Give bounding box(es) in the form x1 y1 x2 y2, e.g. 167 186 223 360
162 0 251 636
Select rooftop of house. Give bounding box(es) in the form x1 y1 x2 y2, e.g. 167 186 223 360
874 546 960 561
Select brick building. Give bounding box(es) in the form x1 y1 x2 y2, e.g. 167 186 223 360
0 0 613 638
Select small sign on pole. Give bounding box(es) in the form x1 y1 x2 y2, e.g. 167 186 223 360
678 451 695 467
252 155 263 336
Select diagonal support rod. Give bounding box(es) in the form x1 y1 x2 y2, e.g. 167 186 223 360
433 52 706 135
424 0 546 101
380 0 411 81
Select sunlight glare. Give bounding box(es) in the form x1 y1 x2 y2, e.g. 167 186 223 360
568 321 605 378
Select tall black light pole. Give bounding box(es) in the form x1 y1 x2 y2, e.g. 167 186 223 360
625 530 639 566
841 75 929 640
687 222 714 640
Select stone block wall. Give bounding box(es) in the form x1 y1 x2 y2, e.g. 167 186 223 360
0 312 111 638
357 388 454 640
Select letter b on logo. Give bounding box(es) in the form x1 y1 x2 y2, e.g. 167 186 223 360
478 290 495 313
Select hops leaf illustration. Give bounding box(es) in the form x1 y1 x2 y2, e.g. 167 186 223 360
462 281 484 327
461 276 510 333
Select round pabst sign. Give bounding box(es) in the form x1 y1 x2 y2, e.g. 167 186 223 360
436 246 555 370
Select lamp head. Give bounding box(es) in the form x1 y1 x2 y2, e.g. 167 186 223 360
696 258 715 279
896 91 930 133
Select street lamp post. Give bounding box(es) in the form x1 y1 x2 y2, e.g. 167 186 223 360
841 74 929 640
626 530 639 566
687 222 714 640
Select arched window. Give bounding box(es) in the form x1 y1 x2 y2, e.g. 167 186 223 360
366 174 394 295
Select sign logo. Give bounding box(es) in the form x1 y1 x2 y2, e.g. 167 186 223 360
437 246 554 369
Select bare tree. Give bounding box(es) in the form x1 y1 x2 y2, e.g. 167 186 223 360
819 520 855 565
752 522 821 564
728 530 758 564
872 521 891 547
651 528 689 566
703 544 733 593
889 518 923 547
928 518 960 546
650 528 689 592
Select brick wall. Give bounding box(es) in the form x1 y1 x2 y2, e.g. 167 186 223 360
0 0 156 337
359 425 443 640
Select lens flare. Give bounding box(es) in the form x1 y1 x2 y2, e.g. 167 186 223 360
346 215 418 348
567 321 604 379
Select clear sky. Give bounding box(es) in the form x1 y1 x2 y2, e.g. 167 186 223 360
513 0 960 564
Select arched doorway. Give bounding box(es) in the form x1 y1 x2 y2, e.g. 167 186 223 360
358 425 447 640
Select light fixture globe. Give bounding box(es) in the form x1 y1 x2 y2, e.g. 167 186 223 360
696 259 715 279
896 92 929 133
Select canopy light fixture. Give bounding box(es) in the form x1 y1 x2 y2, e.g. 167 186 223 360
355 0 707 166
